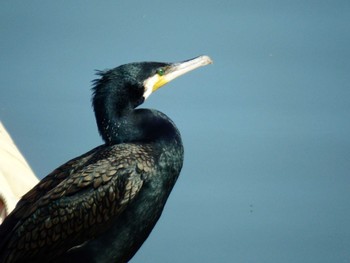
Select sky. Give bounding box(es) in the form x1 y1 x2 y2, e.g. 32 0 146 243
1 1 350 262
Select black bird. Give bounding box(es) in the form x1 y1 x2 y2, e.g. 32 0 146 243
0 55 212 263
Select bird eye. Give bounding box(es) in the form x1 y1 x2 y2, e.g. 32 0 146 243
157 68 165 76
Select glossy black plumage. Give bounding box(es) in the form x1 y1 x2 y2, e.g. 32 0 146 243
0 56 211 263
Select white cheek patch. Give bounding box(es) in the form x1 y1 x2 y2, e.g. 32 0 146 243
143 75 160 100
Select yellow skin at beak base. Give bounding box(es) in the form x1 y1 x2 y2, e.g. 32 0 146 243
152 76 169 92
143 55 212 100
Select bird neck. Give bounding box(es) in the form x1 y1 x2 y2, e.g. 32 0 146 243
92 76 144 144
94 100 180 146
92 77 181 146
94 98 136 144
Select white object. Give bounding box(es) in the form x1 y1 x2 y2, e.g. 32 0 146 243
0 121 39 224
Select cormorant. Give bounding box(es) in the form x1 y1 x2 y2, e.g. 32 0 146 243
0 55 212 263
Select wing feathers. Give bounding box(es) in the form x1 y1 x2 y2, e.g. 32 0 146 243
0 144 154 263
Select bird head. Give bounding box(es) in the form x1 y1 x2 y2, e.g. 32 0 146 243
91 55 212 144
92 55 213 110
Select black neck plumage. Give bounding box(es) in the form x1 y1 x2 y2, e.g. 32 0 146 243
92 77 178 146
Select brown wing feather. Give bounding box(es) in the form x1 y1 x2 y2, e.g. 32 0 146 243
12 145 105 219
0 143 155 263
0 145 103 255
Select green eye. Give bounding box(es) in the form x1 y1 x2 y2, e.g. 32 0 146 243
157 68 165 76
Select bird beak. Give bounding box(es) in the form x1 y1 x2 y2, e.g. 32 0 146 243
153 55 213 92
143 55 213 99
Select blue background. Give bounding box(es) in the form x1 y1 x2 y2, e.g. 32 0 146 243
1 1 350 262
